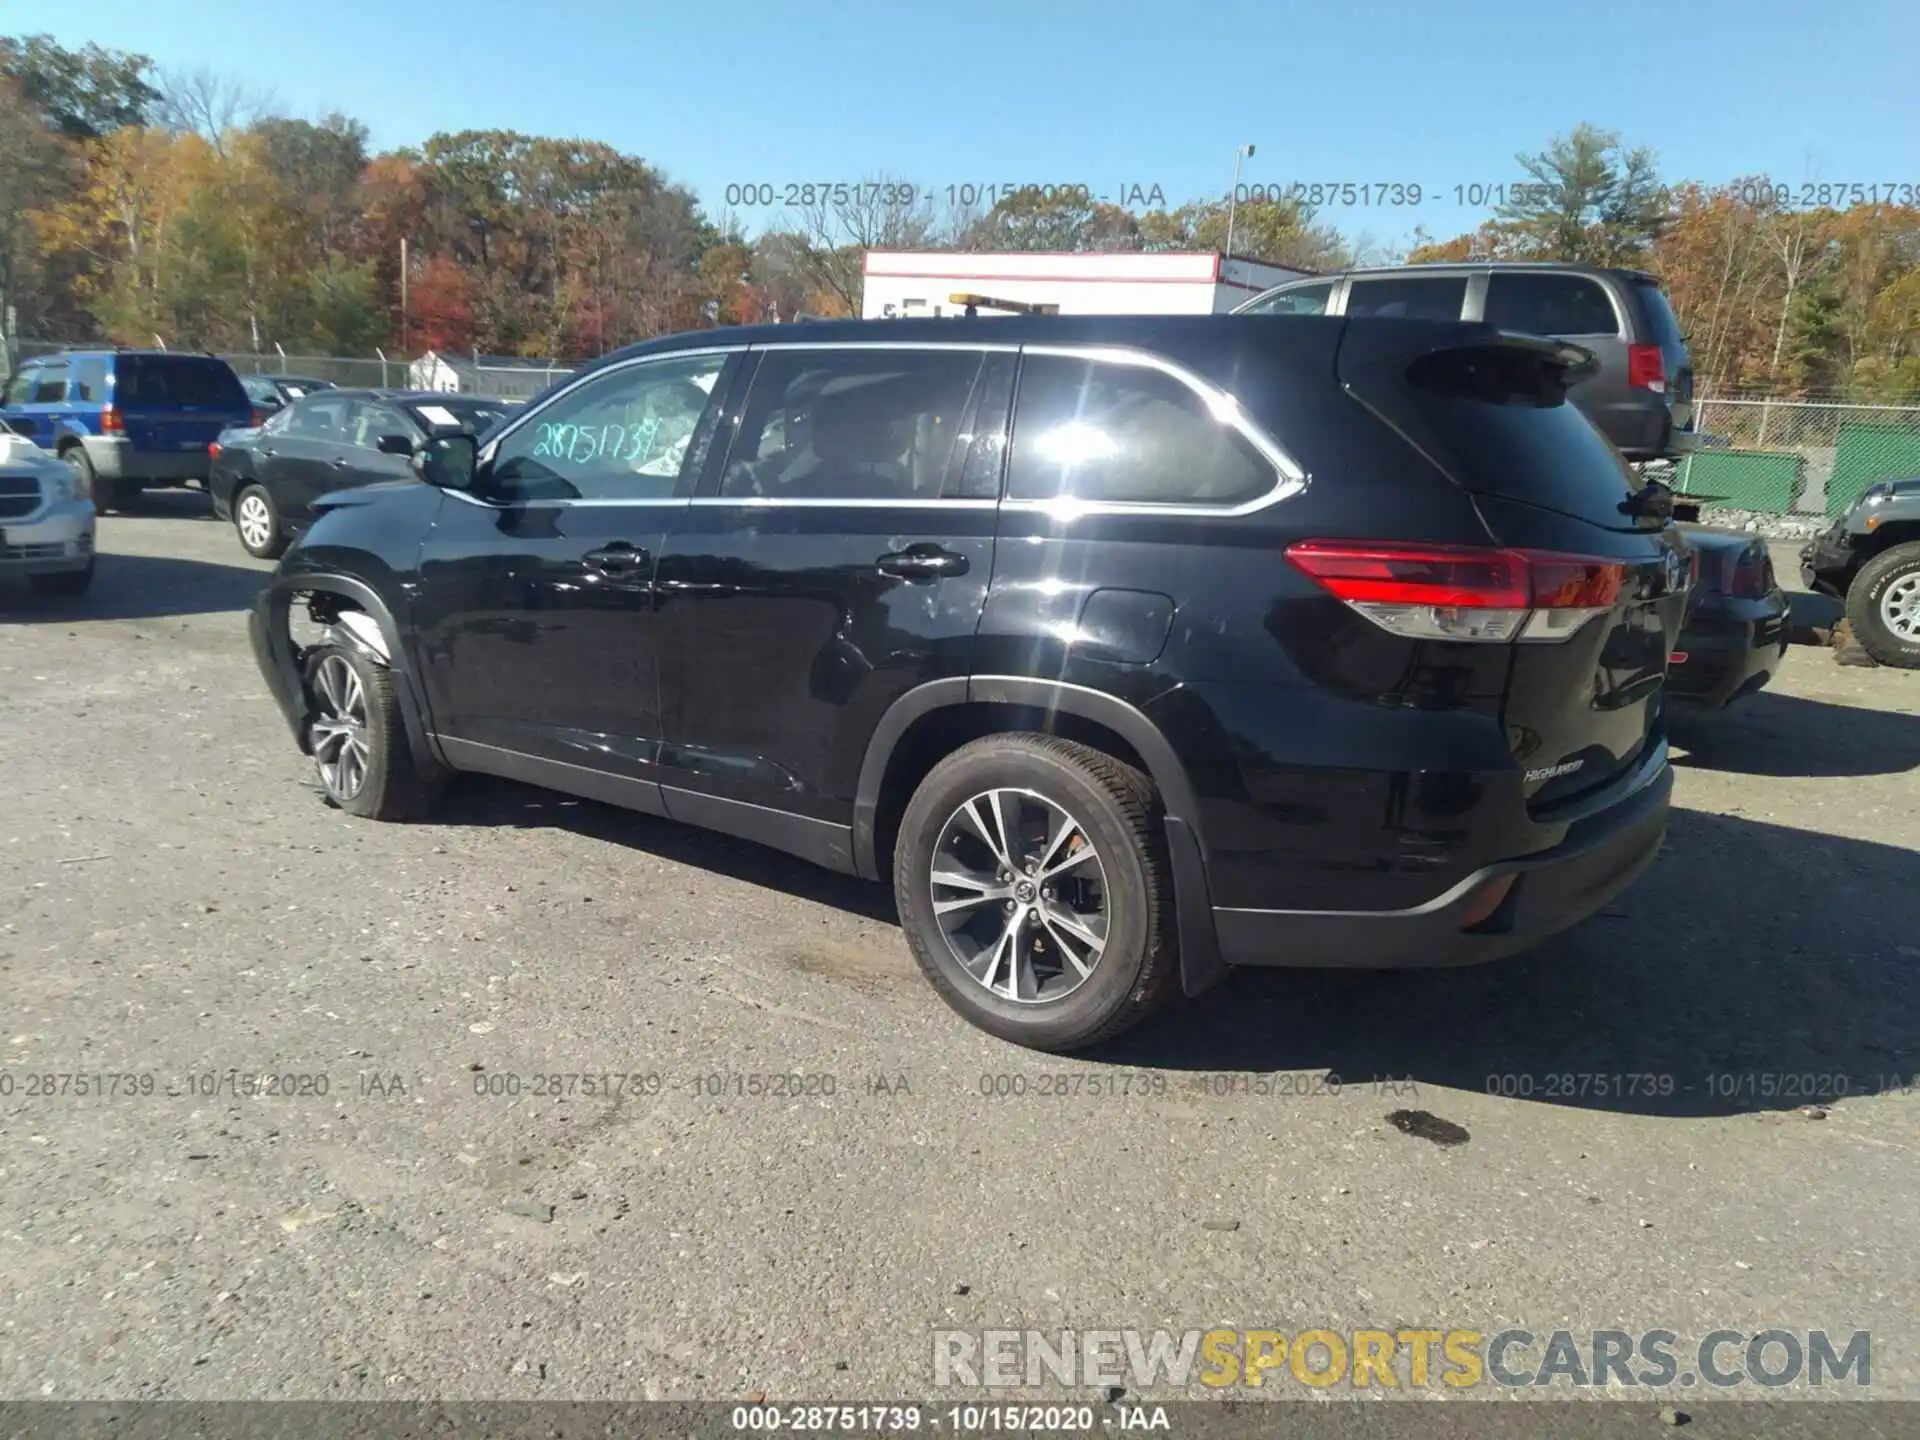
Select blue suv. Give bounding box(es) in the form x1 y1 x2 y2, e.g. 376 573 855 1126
1 349 254 511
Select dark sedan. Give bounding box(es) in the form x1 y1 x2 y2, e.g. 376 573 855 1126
1669 524 1790 708
210 389 510 559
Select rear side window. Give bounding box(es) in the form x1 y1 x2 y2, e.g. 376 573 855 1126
116 357 247 409
31 365 68 403
2 369 35 406
1634 281 1686 348
286 394 355 440
1346 275 1468 320
1244 281 1335 316
1483 273 1620 336
1008 354 1272 507
70 359 108 402
721 348 983 501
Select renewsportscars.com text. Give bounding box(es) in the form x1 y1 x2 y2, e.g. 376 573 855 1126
933 1327 1871 1391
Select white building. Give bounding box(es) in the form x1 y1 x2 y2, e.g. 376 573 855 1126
860 250 1310 320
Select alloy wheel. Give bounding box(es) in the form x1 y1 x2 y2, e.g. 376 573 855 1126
928 788 1110 1003
310 654 372 801
1880 571 1920 640
237 493 274 553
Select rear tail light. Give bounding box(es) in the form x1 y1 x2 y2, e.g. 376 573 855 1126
1728 547 1771 598
250 407 267 427
208 442 222 460
100 404 123 434
1628 344 1666 393
1285 541 1626 644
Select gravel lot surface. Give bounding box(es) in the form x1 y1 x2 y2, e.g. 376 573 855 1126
2 502 1917 1417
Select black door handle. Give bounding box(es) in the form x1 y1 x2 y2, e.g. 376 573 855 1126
583 543 649 573
877 545 968 580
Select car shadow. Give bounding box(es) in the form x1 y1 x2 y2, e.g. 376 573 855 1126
110 488 217 521
1783 586 1844 641
430 774 1914 1120
1671 691 1920 778
1100 806 1920 1118
0 551 269 621
434 774 898 924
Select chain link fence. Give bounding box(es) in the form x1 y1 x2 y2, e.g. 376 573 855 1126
6 340 575 402
1680 398 1920 517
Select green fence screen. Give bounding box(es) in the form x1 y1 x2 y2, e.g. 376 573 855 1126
1826 423 1920 516
1675 450 1804 514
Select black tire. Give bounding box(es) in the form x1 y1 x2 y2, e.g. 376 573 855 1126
300 642 438 821
60 445 102 511
233 483 286 559
27 559 95 597
893 733 1178 1052
1845 541 1920 669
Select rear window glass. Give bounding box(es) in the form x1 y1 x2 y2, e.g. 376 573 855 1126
1635 281 1686 348
1483 273 1620 336
116 357 247 408
1397 345 1641 528
1346 275 1468 321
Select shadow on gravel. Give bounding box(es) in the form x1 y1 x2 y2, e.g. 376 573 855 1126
1783 586 1844 640
104 488 217 521
435 774 899 924
1105 806 1920 1119
0 550 268 621
435 773 1916 1121
1672 690 1920 778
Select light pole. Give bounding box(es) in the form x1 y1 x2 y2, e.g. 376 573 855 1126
1225 143 1256 261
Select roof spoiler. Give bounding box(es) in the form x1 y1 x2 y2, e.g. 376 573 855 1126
1402 328 1599 405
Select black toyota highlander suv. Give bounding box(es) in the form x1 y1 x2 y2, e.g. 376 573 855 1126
249 315 1689 1052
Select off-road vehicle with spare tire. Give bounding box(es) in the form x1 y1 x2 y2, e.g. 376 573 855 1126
1802 477 1920 667
249 315 1688 1051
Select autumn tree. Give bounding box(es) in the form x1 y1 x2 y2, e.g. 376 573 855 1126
0 33 158 138
0 75 79 343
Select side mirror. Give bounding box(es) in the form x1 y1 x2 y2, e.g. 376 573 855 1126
412 432 477 489
376 433 416 456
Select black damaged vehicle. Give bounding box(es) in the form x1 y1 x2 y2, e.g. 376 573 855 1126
250 315 1689 1051
1667 524 1789 708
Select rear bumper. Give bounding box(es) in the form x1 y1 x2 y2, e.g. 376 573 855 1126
81 435 212 485
1670 594 1789 708
0 498 96 574
1213 758 1671 969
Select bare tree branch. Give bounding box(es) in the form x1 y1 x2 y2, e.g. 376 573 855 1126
155 65 278 155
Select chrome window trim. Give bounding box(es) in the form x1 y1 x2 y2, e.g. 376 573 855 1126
688 496 999 509
441 488 688 510
746 341 1021 353
1002 343 1308 519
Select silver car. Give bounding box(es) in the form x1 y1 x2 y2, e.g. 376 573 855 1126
0 428 95 595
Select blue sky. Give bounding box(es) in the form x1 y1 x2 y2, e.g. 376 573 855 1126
38 0 1920 253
